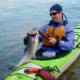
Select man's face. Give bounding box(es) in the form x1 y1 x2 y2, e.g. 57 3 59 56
50 10 63 23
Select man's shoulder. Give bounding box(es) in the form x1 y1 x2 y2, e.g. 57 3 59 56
42 24 49 28
40 24 49 32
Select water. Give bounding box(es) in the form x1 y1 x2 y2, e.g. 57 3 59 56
0 0 80 79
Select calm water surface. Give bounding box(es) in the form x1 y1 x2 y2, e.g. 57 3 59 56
0 0 80 79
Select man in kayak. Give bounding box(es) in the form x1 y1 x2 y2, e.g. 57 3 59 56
24 4 74 59
36 4 74 59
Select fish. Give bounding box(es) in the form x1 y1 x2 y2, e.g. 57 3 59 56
15 27 38 67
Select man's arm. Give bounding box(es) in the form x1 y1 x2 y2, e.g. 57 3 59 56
58 25 74 51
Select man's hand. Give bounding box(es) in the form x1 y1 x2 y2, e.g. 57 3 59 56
49 38 57 46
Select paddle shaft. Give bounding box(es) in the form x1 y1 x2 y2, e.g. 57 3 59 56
38 30 49 41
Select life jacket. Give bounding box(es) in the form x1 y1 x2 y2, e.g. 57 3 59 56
42 25 65 46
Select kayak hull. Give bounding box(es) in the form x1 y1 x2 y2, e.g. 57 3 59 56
4 48 80 80
4 25 80 80
57 56 80 80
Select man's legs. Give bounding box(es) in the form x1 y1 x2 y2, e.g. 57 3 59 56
35 47 57 59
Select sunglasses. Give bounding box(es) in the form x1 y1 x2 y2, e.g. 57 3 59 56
50 12 58 16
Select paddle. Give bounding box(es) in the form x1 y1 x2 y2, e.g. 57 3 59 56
38 29 49 41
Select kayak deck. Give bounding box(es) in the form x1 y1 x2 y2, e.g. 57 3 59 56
4 25 80 80
5 48 80 80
